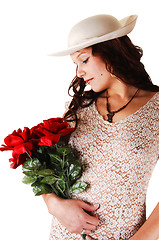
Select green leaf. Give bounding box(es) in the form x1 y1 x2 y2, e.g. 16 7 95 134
22 175 37 184
39 161 47 170
49 154 62 163
49 164 61 175
46 145 55 150
23 158 41 170
65 152 76 163
58 180 65 189
32 183 52 196
69 163 81 180
37 146 45 154
71 181 88 194
57 147 71 155
41 176 57 184
55 182 65 196
55 140 66 148
23 170 36 176
38 169 54 176
50 184 61 197
31 180 41 187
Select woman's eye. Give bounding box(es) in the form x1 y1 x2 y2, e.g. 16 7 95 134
82 57 89 64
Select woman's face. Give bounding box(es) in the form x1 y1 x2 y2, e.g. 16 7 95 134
70 47 114 92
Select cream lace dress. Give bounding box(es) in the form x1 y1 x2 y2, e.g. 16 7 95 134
49 92 159 240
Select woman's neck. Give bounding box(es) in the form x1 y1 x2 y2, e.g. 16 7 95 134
100 80 138 101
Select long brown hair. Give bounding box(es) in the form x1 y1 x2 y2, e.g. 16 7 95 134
64 35 159 127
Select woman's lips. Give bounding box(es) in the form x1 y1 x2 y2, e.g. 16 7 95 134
85 78 93 84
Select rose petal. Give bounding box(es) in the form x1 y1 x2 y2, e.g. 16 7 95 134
59 128 74 136
9 157 19 169
19 127 30 142
43 118 64 124
13 142 34 155
0 145 13 151
39 134 60 147
4 135 24 147
43 119 68 133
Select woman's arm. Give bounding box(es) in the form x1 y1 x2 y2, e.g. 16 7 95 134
86 203 159 240
130 202 159 240
42 193 99 235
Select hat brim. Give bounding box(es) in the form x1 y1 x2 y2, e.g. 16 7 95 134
49 15 138 56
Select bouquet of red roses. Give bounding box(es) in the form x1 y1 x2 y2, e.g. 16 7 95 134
0 118 88 199
0 117 88 239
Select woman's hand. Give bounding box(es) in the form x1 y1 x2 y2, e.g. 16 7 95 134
43 193 99 235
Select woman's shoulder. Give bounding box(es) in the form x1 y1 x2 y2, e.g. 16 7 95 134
141 91 159 127
153 91 159 100
147 91 159 107
138 90 159 109
64 100 93 128
64 100 93 113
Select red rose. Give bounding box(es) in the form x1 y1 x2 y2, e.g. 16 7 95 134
0 127 36 168
9 153 28 169
31 118 74 147
0 118 74 168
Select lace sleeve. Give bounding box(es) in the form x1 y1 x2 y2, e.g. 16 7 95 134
62 101 71 117
63 100 76 129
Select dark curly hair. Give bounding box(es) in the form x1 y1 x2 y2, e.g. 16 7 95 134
64 35 159 128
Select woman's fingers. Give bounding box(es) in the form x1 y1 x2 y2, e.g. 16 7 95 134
80 201 100 226
84 213 99 225
84 223 97 231
80 201 100 212
43 196 100 234
81 222 97 235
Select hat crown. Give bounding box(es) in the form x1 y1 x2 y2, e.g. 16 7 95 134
50 14 137 56
68 15 121 47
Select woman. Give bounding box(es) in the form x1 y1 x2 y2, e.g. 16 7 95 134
43 14 159 240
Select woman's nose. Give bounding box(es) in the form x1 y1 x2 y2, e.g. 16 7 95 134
76 66 85 78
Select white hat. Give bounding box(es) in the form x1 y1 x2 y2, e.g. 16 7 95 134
50 14 138 56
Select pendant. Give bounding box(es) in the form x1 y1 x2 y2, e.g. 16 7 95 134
107 112 115 123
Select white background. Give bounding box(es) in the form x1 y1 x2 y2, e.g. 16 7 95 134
0 0 158 239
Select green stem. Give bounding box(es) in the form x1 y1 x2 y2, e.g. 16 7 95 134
56 184 67 198
50 185 60 197
26 151 33 160
62 152 66 169
65 182 71 199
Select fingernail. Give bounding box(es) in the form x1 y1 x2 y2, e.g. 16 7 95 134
94 203 100 208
